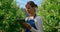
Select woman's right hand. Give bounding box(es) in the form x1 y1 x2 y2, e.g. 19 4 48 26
22 23 32 29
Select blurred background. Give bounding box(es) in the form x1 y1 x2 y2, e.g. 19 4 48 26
0 0 60 32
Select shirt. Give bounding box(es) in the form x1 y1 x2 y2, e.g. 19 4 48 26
25 16 44 32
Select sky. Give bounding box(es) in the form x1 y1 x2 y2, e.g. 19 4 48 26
16 0 42 8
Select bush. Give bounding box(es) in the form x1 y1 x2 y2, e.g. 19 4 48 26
37 0 60 32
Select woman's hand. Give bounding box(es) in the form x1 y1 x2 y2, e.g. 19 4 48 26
22 23 32 29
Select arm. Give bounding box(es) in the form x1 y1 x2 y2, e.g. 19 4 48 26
30 16 44 32
37 16 44 32
17 18 32 29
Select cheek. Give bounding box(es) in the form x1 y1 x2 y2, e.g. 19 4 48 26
26 10 30 14
26 9 31 12
26 8 35 14
31 9 35 12
29 9 35 13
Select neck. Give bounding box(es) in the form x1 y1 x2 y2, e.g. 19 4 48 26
29 14 36 19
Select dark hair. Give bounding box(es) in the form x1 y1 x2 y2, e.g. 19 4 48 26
26 1 38 8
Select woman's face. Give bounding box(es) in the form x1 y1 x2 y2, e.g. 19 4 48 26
26 4 35 16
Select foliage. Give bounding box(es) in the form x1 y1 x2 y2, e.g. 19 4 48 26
37 0 60 32
0 0 26 32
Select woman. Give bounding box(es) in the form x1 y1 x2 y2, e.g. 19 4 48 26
22 1 44 32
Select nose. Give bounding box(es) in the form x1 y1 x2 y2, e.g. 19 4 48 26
26 9 28 12
26 9 29 12
26 9 28 11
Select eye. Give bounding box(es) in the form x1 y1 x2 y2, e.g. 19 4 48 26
27 8 30 9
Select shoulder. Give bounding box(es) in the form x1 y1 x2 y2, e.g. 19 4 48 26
34 16 43 22
35 16 42 20
35 16 43 23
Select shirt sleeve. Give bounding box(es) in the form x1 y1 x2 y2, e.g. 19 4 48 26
30 16 44 32
37 16 44 32
30 27 37 32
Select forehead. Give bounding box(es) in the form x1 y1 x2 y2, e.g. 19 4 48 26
25 4 31 8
